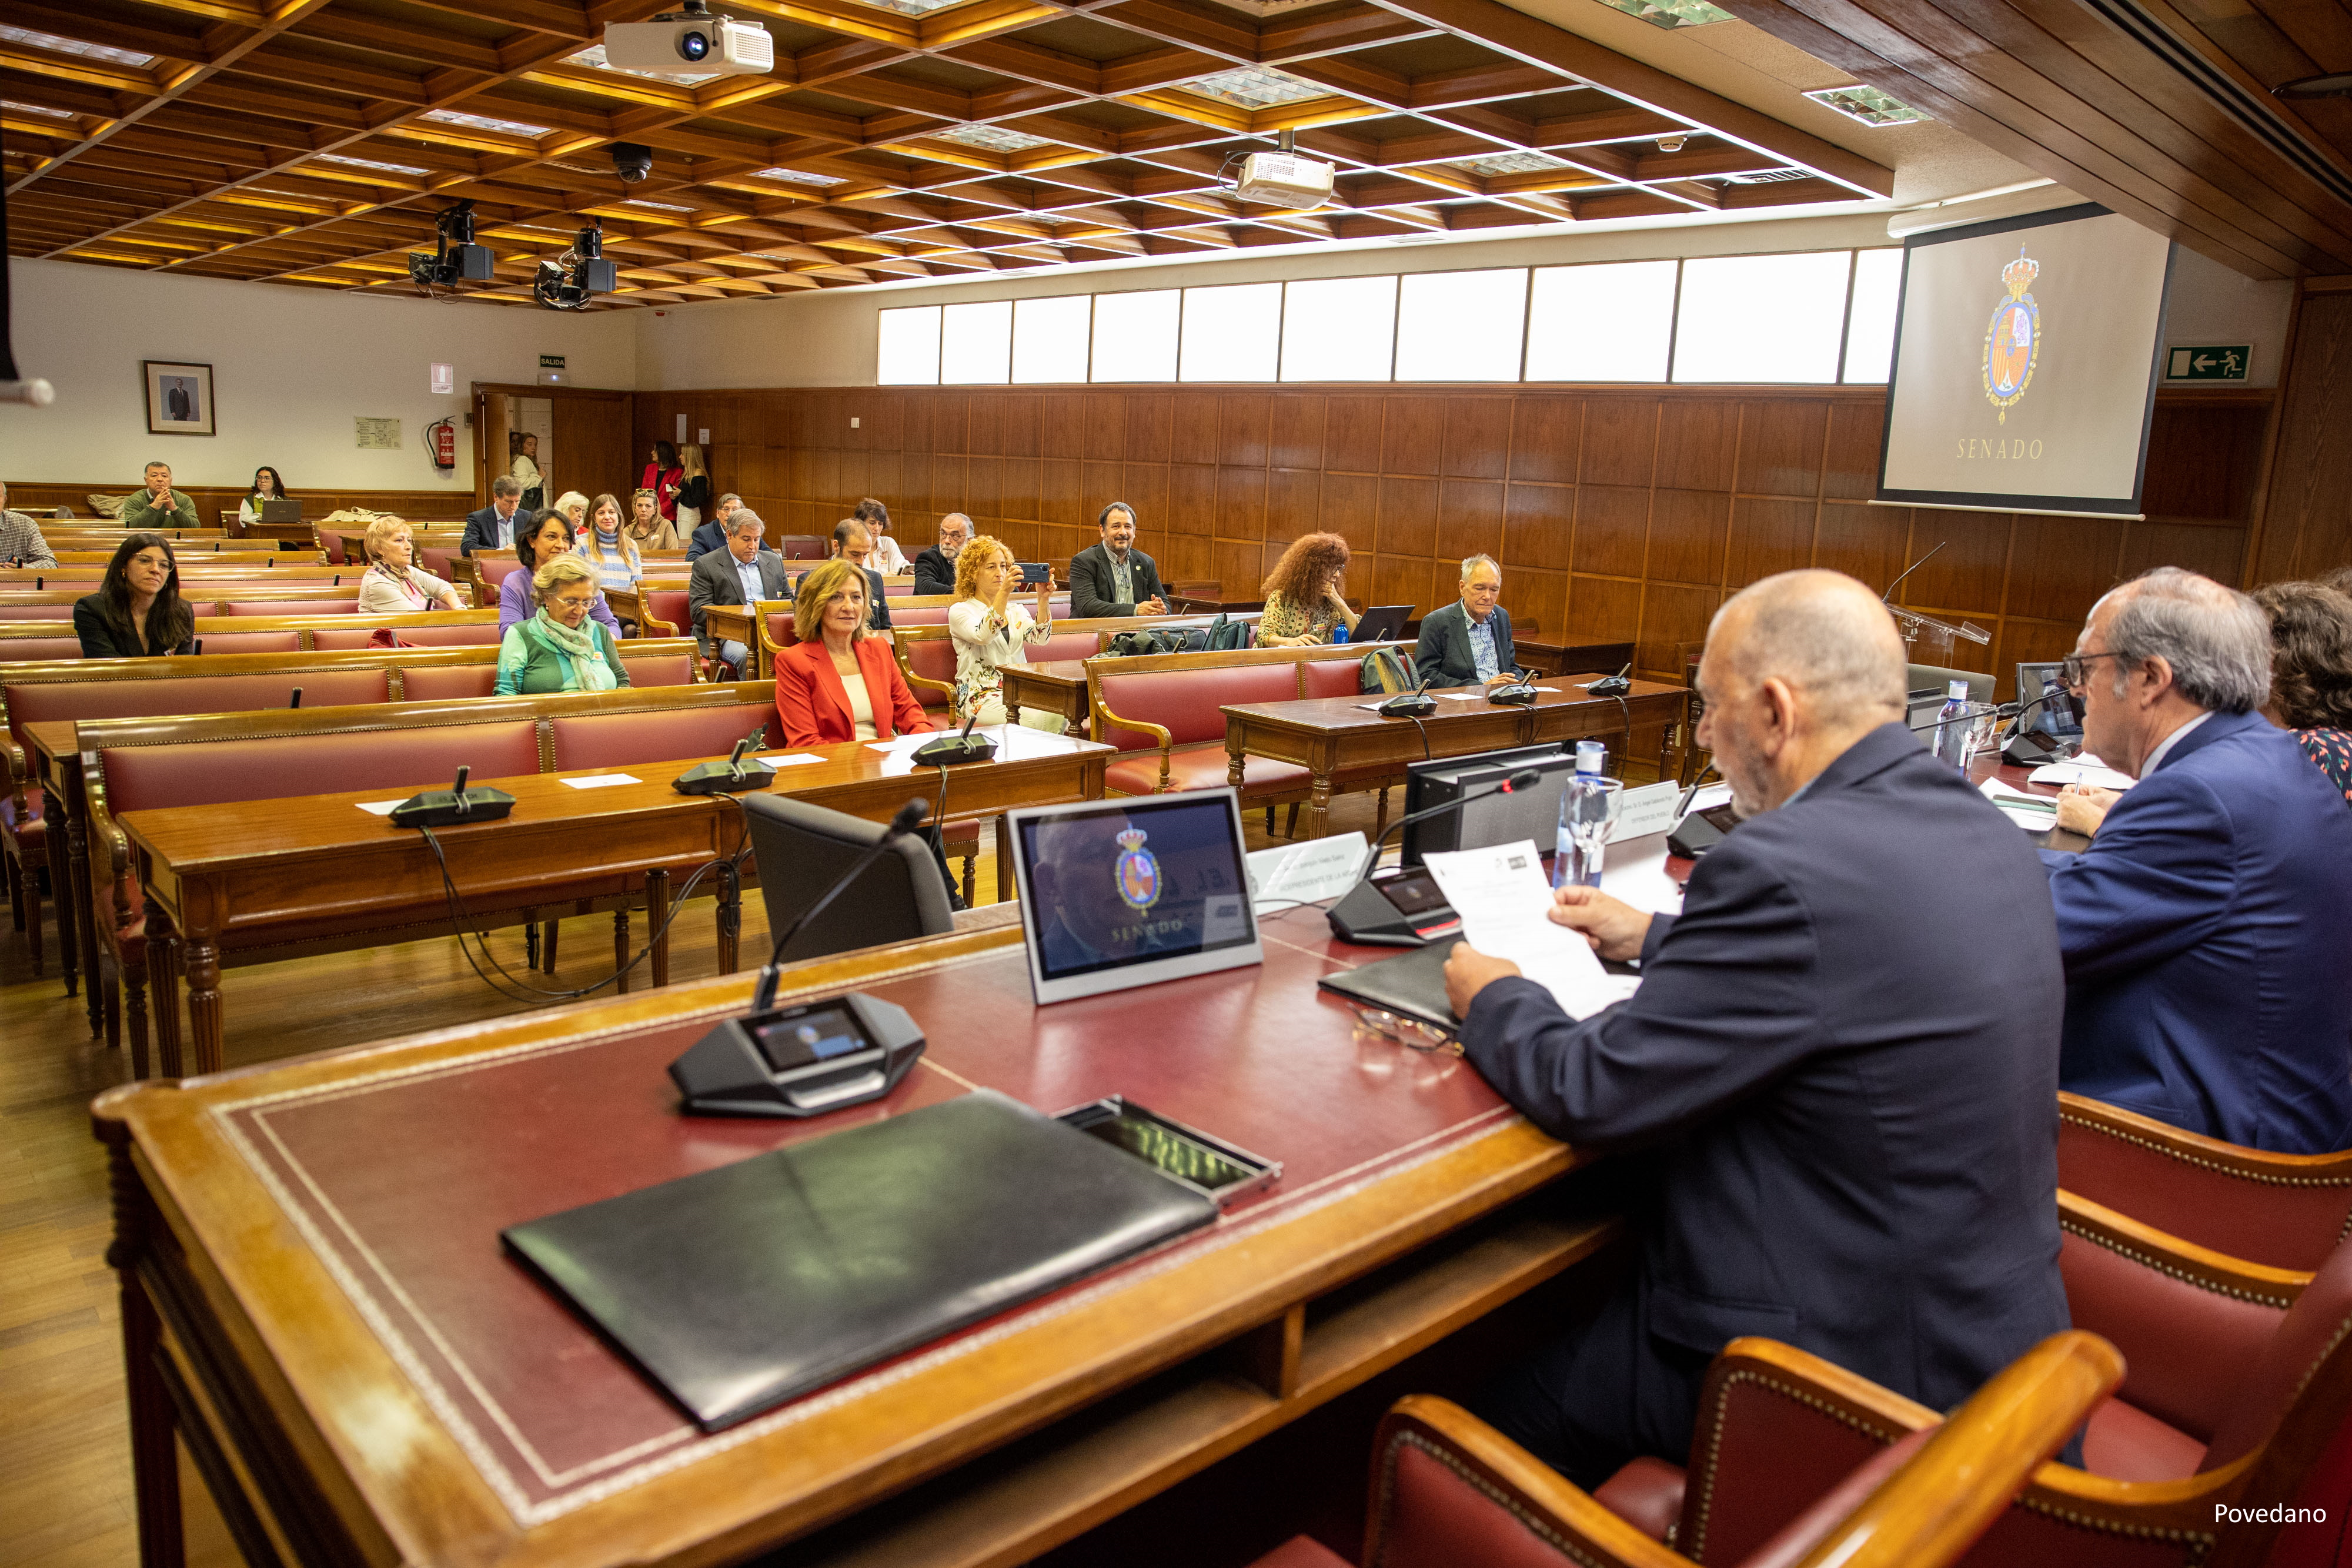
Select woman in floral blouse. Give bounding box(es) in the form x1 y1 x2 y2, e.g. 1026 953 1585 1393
2253 580 2352 805
1258 531 1360 647
947 535 1060 729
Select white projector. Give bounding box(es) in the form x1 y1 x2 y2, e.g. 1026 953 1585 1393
1234 152 1335 210
603 6 773 75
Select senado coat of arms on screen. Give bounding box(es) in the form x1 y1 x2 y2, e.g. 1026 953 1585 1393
1114 827 1162 911
1982 247 2042 424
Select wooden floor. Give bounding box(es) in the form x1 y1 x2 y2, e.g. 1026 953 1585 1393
0 790 1406 1568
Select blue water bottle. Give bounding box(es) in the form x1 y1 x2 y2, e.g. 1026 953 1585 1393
1553 740 1611 890
1331 618 1349 644
1930 679 1972 771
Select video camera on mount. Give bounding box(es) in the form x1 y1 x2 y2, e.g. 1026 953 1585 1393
534 221 619 311
407 201 495 290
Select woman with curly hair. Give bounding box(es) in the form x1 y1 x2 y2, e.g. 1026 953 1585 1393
1258 530 1360 647
947 534 1060 729
2252 580 2352 806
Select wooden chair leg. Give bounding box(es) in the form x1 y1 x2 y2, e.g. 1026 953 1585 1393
961 850 977 908
524 921 539 969
542 919 560 974
1285 804 1301 839
5 851 21 931
613 908 630 995
103 963 122 1052
1374 788 1390 842
126 971 150 1082
20 857 41 977
1264 807 1275 834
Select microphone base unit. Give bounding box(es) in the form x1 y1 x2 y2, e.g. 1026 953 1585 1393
1327 867 1462 947
671 989 926 1118
389 787 517 828
673 759 778 795
1666 803 1740 860
1487 683 1539 706
2001 729 2076 765
1588 676 1631 697
1378 693 1438 718
911 733 998 766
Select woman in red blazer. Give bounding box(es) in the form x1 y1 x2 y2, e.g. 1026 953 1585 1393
775 559 936 745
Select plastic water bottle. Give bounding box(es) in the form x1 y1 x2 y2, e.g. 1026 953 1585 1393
1554 740 1611 890
1330 618 1349 644
1931 679 1972 770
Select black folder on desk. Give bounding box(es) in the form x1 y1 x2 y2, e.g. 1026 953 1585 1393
1317 941 1462 1034
503 1090 1219 1432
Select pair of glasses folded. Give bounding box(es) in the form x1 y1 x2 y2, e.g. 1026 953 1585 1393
1351 1007 1462 1057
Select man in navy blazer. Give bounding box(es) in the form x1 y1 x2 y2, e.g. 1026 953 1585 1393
1414 554 1519 688
1441 570 2070 1487
459 476 527 556
2044 567 2352 1154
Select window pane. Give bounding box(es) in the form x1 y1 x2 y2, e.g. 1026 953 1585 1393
1394 269 1528 381
1282 276 1397 382
1525 261 1677 382
1013 295 1090 384
877 306 941 386
940 299 1012 385
1180 282 1282 382
1673 252 1852 383
1843 249 1902 383
1091 289 1180 382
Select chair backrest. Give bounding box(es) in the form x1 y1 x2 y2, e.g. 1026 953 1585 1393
2204 1232 2352 1469
221 598 359 617
312 623 503 649
193 632 305 655
777 535 827 560
397 666 498 701
903 640 956 710
1094 663 1301 750
620 651 694 686
547 705 771 772
642 588 690 634
103 721 543 813
8 673 393 765
0 605 79 620
1301 660 1363 698
0 635 90 661
1032 631 1100 663
476 556 527 589
741 793 954 964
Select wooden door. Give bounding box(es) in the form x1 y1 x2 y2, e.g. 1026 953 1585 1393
552 391 636 508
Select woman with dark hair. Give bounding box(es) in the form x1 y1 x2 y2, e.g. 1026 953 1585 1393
851 496 909 574
236 465 288 527
2253 580 2352 805
640 440 684 526
1258 530 1360 647
500 509 623 636
73 533 194 657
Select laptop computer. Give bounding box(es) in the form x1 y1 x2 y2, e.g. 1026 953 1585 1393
1004 788 1262 1004
258 498 302 524
1351 604 1414 644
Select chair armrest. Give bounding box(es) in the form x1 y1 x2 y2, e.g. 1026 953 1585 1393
1090 679 1175 791
2059 1189 2311 1310
1367 1395 1690 1568
2059 1092 2352 1272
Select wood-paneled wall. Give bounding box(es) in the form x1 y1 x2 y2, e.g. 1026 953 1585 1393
637 383 2272 697
2250 283 2352 586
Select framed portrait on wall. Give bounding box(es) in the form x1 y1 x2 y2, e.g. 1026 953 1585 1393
142 360 215 436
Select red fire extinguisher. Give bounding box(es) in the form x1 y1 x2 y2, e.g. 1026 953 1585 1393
427 417 457 472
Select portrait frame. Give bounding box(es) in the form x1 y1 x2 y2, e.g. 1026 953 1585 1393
143 360 215 436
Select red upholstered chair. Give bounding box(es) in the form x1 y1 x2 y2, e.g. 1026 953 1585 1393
618 652 694 686
1092 662 1309 798
633 589 692 639
189 631 304 654
219 598 359 616
2058 1092 2352 1272
777 535 827 560
546 705 772 772
1573 1195 2352 1568
896 638 957 717
1249 1331 2122 1568
0 604 81 619
93 722 542 1074
397 666 499 700
0 635 86 660
312 623 500 649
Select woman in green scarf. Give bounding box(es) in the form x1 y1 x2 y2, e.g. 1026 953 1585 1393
495 554 633 695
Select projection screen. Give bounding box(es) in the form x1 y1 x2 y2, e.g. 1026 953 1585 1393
1877 204 2174 518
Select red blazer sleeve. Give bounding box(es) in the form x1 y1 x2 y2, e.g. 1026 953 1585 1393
864 640 936 738
774 640 837 746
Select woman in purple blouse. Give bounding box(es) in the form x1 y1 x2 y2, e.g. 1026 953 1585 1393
499 509 622 637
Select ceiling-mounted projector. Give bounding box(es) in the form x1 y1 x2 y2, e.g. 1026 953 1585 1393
1234 152 1334 210
604 0 773 75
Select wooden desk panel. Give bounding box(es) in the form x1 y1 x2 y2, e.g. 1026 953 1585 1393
116 727 1111 1075
95 908 1611 1568
1224 677 1689 837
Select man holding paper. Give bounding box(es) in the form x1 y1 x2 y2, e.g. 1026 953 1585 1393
1440 569 2069 1490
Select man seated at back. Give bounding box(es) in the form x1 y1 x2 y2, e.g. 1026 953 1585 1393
1070 502 1165 618
1441 569 2069 1487
796 520 893 638
686 509 791 673
0 482 58 567
1415 554 1519 688
2045 567 2352 1153
688 493 741 559
460 476 526 556
121 462 198 531
912 512 971 596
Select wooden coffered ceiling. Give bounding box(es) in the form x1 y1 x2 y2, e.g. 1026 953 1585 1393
1714 0 2352 279
0 0 1900 306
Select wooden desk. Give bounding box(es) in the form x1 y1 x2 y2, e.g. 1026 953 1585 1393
1000 657 1093 730
1512 638 1635 681
117 726 1110 1074
93 905 1615 1568
1165 588 1265 614
1223 677 1688 838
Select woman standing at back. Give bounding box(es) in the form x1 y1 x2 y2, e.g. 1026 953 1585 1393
674 446 710 538
74 533 195 657
640 440 684 529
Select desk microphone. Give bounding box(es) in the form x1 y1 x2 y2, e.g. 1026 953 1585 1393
389 763 519 828
913 708 996 765
1379 670 1437 718
1588 662 1632 697
753 795 930 1011
1487 666 1542 706
1327 768 1542 945
674 734 778 795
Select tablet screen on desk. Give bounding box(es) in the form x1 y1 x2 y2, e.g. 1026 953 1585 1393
1005 788 1263 1004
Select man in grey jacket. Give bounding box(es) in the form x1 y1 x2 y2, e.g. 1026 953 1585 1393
1414 554 1518 687
1068 502 1167 618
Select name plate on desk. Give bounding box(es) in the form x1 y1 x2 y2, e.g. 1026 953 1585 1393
1611 781 1681 841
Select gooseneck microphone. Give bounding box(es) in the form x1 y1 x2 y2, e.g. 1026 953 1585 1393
1326 768 1543 945
753 795 931 1011
913 707 996 765
673 733 777 795
1379 668 1438 718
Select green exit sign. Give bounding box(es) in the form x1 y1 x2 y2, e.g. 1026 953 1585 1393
2166 345 2251 382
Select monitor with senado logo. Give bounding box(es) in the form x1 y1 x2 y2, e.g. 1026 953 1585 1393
1877 204 2173 519
1005 789 1262 1004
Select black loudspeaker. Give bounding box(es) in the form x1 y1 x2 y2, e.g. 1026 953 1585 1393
670 991 927 1117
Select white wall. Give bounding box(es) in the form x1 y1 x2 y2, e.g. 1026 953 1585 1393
2160 246 2295 389
1 259 637 489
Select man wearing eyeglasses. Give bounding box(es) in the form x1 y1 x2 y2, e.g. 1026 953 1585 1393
2040 567 2352 1155
1436 569 2069 1493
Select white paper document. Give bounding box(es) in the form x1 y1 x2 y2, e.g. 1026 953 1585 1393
1421 841 1641 1020
561 773 640 790
1979 777 2062 831
754 752 827 767
2028 756 2135 791
355 799 405 816
1247 832 1368 910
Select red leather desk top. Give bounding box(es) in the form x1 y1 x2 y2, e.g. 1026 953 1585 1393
202 907 1516 1526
